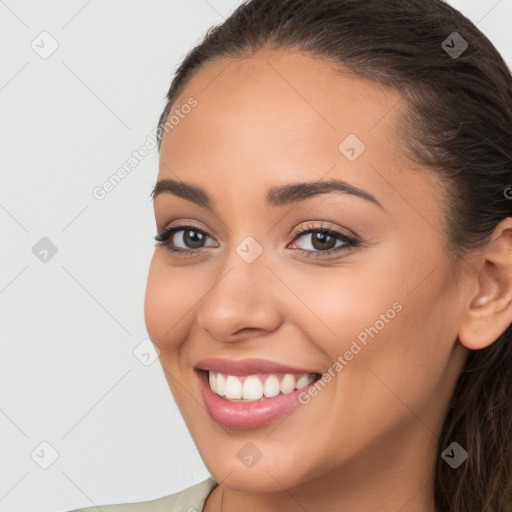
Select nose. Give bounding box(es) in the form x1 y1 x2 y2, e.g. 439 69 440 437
196 251 283 343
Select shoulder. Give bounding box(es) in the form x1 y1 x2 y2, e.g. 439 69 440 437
66 477 218 512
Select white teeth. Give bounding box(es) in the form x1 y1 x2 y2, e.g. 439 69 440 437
296 374 313 390
216 372 226 396
209 371 217 393
242 376 263 400
263 375 280 398
207 371 316 402
279 374 296 394
225 375 243 399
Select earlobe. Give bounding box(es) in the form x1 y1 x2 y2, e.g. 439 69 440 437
469 295 491 308
458 218 512 351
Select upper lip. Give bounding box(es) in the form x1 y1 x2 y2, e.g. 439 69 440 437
194 357 319 376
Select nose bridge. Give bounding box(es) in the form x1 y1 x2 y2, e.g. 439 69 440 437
214 231 270 299
196 236 281 341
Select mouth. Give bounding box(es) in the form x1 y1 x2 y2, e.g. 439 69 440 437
194 358 323 429
201 369 322 402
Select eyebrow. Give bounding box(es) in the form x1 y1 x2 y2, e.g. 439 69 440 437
151 178 382 210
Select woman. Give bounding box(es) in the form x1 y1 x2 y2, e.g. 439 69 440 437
70 0 512 510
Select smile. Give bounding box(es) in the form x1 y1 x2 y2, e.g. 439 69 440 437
208 371 318 402
194 358 322 429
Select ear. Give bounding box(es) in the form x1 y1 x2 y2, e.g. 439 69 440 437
458 217 512 350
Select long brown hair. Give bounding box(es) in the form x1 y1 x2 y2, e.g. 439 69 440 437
156 1 512 509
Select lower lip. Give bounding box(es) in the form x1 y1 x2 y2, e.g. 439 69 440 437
197 370 317 430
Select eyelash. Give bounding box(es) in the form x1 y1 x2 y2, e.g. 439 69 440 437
153 221 360 259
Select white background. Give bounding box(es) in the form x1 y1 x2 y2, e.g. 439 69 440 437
1 1 511 511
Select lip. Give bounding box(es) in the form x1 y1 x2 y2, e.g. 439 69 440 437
196 368 320 430
194 357 319 376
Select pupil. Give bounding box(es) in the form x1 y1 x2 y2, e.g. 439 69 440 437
184 230 205 248
312 231 335 251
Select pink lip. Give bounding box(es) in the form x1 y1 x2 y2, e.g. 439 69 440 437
196 369 320 430
194 357 318 376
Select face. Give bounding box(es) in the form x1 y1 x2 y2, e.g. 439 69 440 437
144 50 470 495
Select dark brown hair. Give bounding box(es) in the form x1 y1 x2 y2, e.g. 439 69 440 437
156 1 512 510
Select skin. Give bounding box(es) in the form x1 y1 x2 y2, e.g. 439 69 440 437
144 50 512 512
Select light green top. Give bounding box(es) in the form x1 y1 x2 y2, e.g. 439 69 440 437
67 477 218 512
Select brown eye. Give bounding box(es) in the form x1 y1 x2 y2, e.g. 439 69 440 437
179 229 207 249
310 231 337 251
288 224 360 259
293 230 346 252
154 225 218 254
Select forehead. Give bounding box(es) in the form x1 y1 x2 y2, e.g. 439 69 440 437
160 50 407 168
162 50 406 157
157 50 440 223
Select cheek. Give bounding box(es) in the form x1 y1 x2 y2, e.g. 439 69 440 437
328 271 460 428
280 257 406 360
144 256 203 352
290 250 457 400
